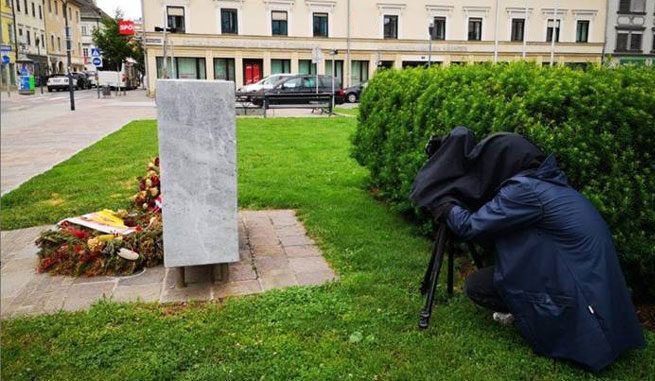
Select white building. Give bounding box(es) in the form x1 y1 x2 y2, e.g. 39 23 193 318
142 0 608 93
78 0 108 71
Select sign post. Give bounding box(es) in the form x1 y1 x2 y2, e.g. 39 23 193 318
311 47 323 94
91 48 102 98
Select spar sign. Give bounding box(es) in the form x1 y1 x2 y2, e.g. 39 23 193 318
118 20 135 35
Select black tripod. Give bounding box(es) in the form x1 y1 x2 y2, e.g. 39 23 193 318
418 223 485 330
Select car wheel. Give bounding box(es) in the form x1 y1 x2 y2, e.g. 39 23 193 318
47 87 52 92
347 93 358 103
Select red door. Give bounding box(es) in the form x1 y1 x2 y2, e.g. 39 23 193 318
244 60 263 85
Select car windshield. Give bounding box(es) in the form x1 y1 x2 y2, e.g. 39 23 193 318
262 76 283 86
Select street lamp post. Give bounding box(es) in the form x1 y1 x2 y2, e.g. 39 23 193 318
35 37 43 94
329 49 338 113
549 0 559 66
155 26 175 79
428 23 434 66
63 0 75 111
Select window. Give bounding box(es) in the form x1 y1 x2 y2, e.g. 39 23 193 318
383 15 398 39
299 60 317 75
68 6 71 19
16 0 20 11
26 30 31 45
619 0 646 13
213 58 236 81
281 77 302 89
81 25 87 36
468 18 482 41
271 59 291 74
546 19 560 42
156 57 206 79
351 60 369 85
271 11 288 36
8 23 14 43
38 4 42 19
83 47 88 57
616 31 643 52
432 17 446 40
23 0 27 14
576 20 589 43
50 35 54 50
57 36 61 51
313 13 328 37
511 18 525 41
166 6 185 33
54 0 57 15
18 28 22 38
652 33 655 52
41 33 44 47
221 8 238 34
325 59 343 87
31 2 35 17
48 0 51 13
76 10 79 22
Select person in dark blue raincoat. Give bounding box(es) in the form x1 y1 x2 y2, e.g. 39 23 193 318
410 127 645 372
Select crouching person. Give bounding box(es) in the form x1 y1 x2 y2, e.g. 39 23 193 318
445 154 645 372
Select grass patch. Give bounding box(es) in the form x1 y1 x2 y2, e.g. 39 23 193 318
1 118 653 380
334 105 359 117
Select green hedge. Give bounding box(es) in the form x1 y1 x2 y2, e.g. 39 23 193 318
352 62 655 302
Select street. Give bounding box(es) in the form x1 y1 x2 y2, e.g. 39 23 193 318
1 88 156 195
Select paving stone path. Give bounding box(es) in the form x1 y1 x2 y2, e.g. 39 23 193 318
0 210 336 318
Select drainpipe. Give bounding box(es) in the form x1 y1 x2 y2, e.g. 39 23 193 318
11 0 19 75
346 0 350 87
493 0 499 63
522 0 528 59
600 0 609 65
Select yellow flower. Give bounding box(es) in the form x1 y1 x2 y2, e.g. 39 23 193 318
149 187 159 197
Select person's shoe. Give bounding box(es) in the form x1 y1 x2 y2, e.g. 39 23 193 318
492 312 514 325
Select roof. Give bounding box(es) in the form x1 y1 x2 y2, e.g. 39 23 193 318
77 0 111 19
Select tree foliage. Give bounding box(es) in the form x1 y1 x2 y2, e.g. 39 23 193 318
92 9 144 72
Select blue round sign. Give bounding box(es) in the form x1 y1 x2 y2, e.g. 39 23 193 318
92 57 102 66
2 55 10 64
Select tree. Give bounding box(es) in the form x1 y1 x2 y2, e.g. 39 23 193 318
92 9 144 72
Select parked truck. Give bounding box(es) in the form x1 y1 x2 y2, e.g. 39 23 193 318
97 61 139 90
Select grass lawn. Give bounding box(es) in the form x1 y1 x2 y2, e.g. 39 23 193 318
1 118 653 380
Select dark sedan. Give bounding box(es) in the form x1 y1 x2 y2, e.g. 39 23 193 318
251 75 345 106
343 81 367 103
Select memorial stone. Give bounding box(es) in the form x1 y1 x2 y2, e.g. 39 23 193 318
157 80 239 268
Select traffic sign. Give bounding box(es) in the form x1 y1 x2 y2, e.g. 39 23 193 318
92 57 103 68
0 45 11 52
311 47 323 64
2 55 9 64
91 48 101 58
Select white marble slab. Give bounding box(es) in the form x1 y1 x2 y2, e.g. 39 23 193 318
157 80 239 267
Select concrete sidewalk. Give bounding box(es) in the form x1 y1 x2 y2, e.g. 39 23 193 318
1 89 156 195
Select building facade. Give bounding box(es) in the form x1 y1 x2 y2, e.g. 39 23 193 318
142 0 607 93
605 0 654 65
78 0 108 71
44 0 83 74
13 0 48 77
1 0 17 87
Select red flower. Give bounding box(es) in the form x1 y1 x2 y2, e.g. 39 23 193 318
154 157 159 167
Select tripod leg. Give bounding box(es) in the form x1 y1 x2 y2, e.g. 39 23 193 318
467 243 485 270
420 237 439 295
447 239 454 297
419 224 447 330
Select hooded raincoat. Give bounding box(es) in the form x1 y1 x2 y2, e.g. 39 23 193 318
446 155 645 371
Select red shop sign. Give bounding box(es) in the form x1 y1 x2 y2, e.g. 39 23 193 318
118 20 135 35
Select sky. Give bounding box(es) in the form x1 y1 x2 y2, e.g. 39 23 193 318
96 0 142 20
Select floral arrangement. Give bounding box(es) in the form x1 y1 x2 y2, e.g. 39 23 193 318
35 158 164 276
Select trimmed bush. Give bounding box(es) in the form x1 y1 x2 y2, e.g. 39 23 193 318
352 62 655 302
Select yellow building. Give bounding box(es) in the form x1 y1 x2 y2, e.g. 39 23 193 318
44 0 84 74
142 0 607 93
1 0 17 88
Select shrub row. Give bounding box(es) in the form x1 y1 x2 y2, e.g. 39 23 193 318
352 62 655 302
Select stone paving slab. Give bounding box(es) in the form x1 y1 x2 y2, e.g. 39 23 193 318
0 210 337 318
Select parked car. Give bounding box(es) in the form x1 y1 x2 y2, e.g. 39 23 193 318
250 75 345 106
343 81 367 103
237 73 295 95
71 72 92 89
47 75 77 92
84 71 98 87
